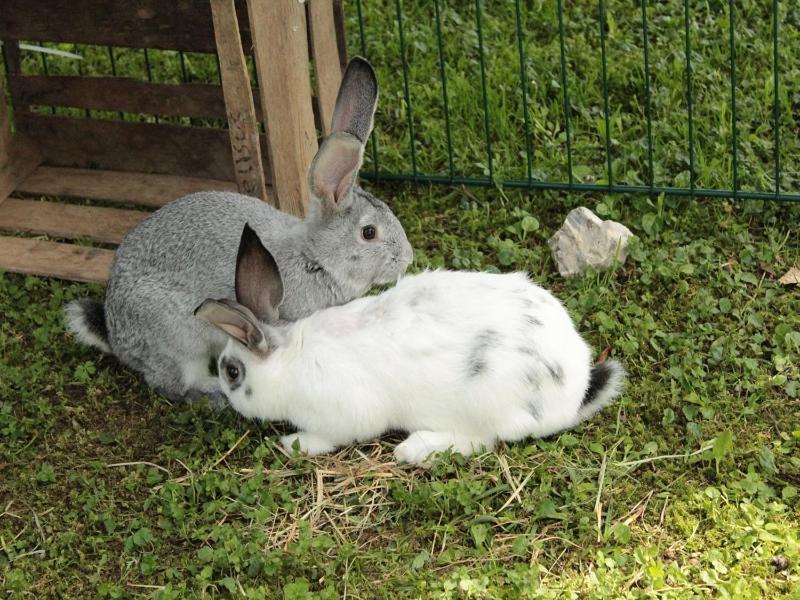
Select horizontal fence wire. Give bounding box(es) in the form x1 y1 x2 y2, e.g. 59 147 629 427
353 0 797 203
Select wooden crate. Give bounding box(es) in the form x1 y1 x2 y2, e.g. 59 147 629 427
0 0 346 282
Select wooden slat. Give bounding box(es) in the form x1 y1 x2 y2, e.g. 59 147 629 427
11 75 263 121
0 198 148 244
1 137 43 205
0 0 252 53
308 0 343 136
0 236 114 283
248 0 318 217
211 0 268 201
16 166 239 207
16 114 271 181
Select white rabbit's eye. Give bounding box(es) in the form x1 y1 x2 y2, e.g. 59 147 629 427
226 364 240 381
361 225 377 241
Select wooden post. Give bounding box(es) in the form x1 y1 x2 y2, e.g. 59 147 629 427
210 0 268 202
307 0 343 136
247 0 318 217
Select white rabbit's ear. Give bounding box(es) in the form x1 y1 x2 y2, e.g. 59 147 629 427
195 299 269 356
235 224 284 323
308 132 363 211
330 56 378 143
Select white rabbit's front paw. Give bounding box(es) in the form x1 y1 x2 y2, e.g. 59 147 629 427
280 432 337 456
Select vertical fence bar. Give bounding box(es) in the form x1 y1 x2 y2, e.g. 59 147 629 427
683 0 695 194
142 48 159 124
107 47 124 119
557 0 574 188
355 0 379 179
74 44 91 118
474 0 493 182
214 52 223 86
395 0 418 179
179 51 189 82
514 0 533 186
598 0 613 187
434 0 455 182
38 43 56 115
728 0 738 197
641 0 655 191
178 50 194 127
772 0 781 196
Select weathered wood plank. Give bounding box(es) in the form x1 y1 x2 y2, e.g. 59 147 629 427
248 0 318 217
0 0 252 53
211 0 268 201
308 0 343 136
0 198 149 244
0 235 114 283
11 75 263 121
16 166 240 207
16 114 271 181
0 137 43 205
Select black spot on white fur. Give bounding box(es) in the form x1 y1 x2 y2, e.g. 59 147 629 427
221 357 245 391
582 361 613 407
467 329 499 377
545 362 564 384
409 286 435 308
523 367 541 390
524 315 543 327
208 355 219 377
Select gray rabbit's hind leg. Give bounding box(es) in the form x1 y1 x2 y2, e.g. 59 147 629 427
106 279 226 404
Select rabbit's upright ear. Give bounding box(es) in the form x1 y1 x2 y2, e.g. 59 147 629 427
235 224 284 323
330 57 378 143
195 299 269 356
309 132 363 211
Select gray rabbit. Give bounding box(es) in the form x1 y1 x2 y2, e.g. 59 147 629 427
65 58 413 403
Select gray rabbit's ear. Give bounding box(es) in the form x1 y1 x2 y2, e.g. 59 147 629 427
308 132 363 211
195 299 269 356
330 56 378 143
235 224 284 323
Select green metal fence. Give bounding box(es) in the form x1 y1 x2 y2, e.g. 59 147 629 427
349 0 800 202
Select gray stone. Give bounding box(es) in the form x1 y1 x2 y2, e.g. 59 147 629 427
548 207 633 277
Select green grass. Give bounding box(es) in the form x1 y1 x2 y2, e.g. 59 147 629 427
3 1 800 597
2 191 799 598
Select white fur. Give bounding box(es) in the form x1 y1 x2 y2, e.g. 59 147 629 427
64 301 110 353
217 270 624 464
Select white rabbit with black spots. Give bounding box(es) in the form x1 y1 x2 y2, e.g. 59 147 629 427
196 224 625 464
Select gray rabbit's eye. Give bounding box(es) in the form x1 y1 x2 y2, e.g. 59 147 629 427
361 225 377 241
226 364 239 381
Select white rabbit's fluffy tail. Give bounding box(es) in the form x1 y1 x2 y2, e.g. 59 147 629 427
65 299 111 353
577 359 625 423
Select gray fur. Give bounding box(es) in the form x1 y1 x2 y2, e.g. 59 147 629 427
64 58 413 402
466 329 499 378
